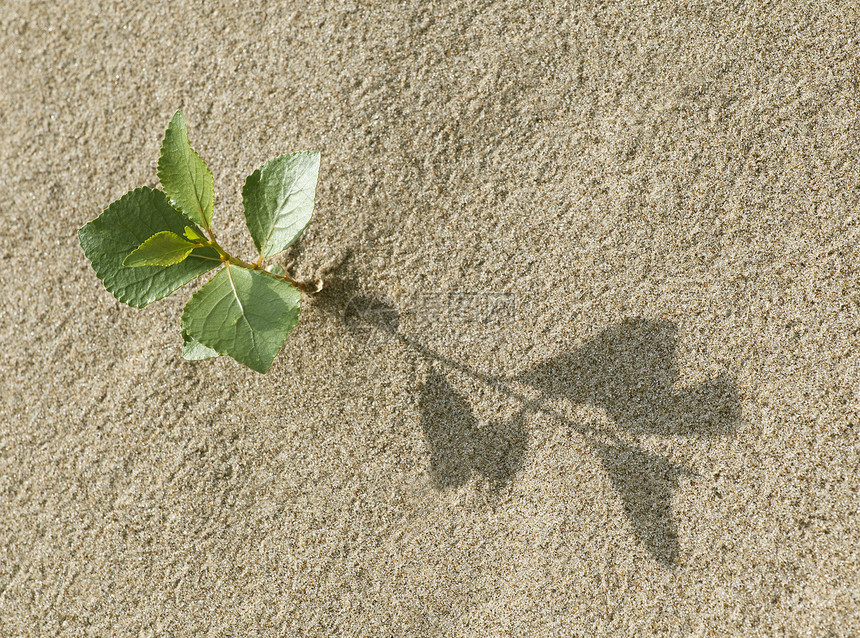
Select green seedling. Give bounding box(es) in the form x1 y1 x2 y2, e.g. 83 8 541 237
79 111 321 373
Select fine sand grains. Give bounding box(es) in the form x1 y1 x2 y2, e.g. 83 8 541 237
0 1 858 635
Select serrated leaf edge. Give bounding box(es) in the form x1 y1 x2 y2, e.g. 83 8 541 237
157 110 215 230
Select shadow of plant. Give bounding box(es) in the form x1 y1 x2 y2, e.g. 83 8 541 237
511 318 740 565
592 441 692 565
316 281 742 566
419 369 527 489
514 318 741 438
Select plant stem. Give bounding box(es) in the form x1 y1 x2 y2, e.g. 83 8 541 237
203 236 260 271
226 254 260 270
274 270 312 293
202 234 314 292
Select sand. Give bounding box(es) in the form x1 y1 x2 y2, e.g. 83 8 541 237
1 0 858 635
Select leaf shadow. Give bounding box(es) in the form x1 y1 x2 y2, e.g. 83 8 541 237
419 368 527 490
513 318 741 438
314 280 743 565
592 441 692 565
513 317 742 564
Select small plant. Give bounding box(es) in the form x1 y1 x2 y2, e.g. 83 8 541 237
79 111 320 373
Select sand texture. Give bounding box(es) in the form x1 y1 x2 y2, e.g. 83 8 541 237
1 1 858 635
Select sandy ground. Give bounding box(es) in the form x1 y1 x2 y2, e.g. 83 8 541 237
1 1 858 635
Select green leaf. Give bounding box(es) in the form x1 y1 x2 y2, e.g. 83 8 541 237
123 231 198 267
242 151 320 258
183 226 206 242
266 263 285 276
181 264 301 373
181 328 220 361
78 187 220 308
157 110 215 229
